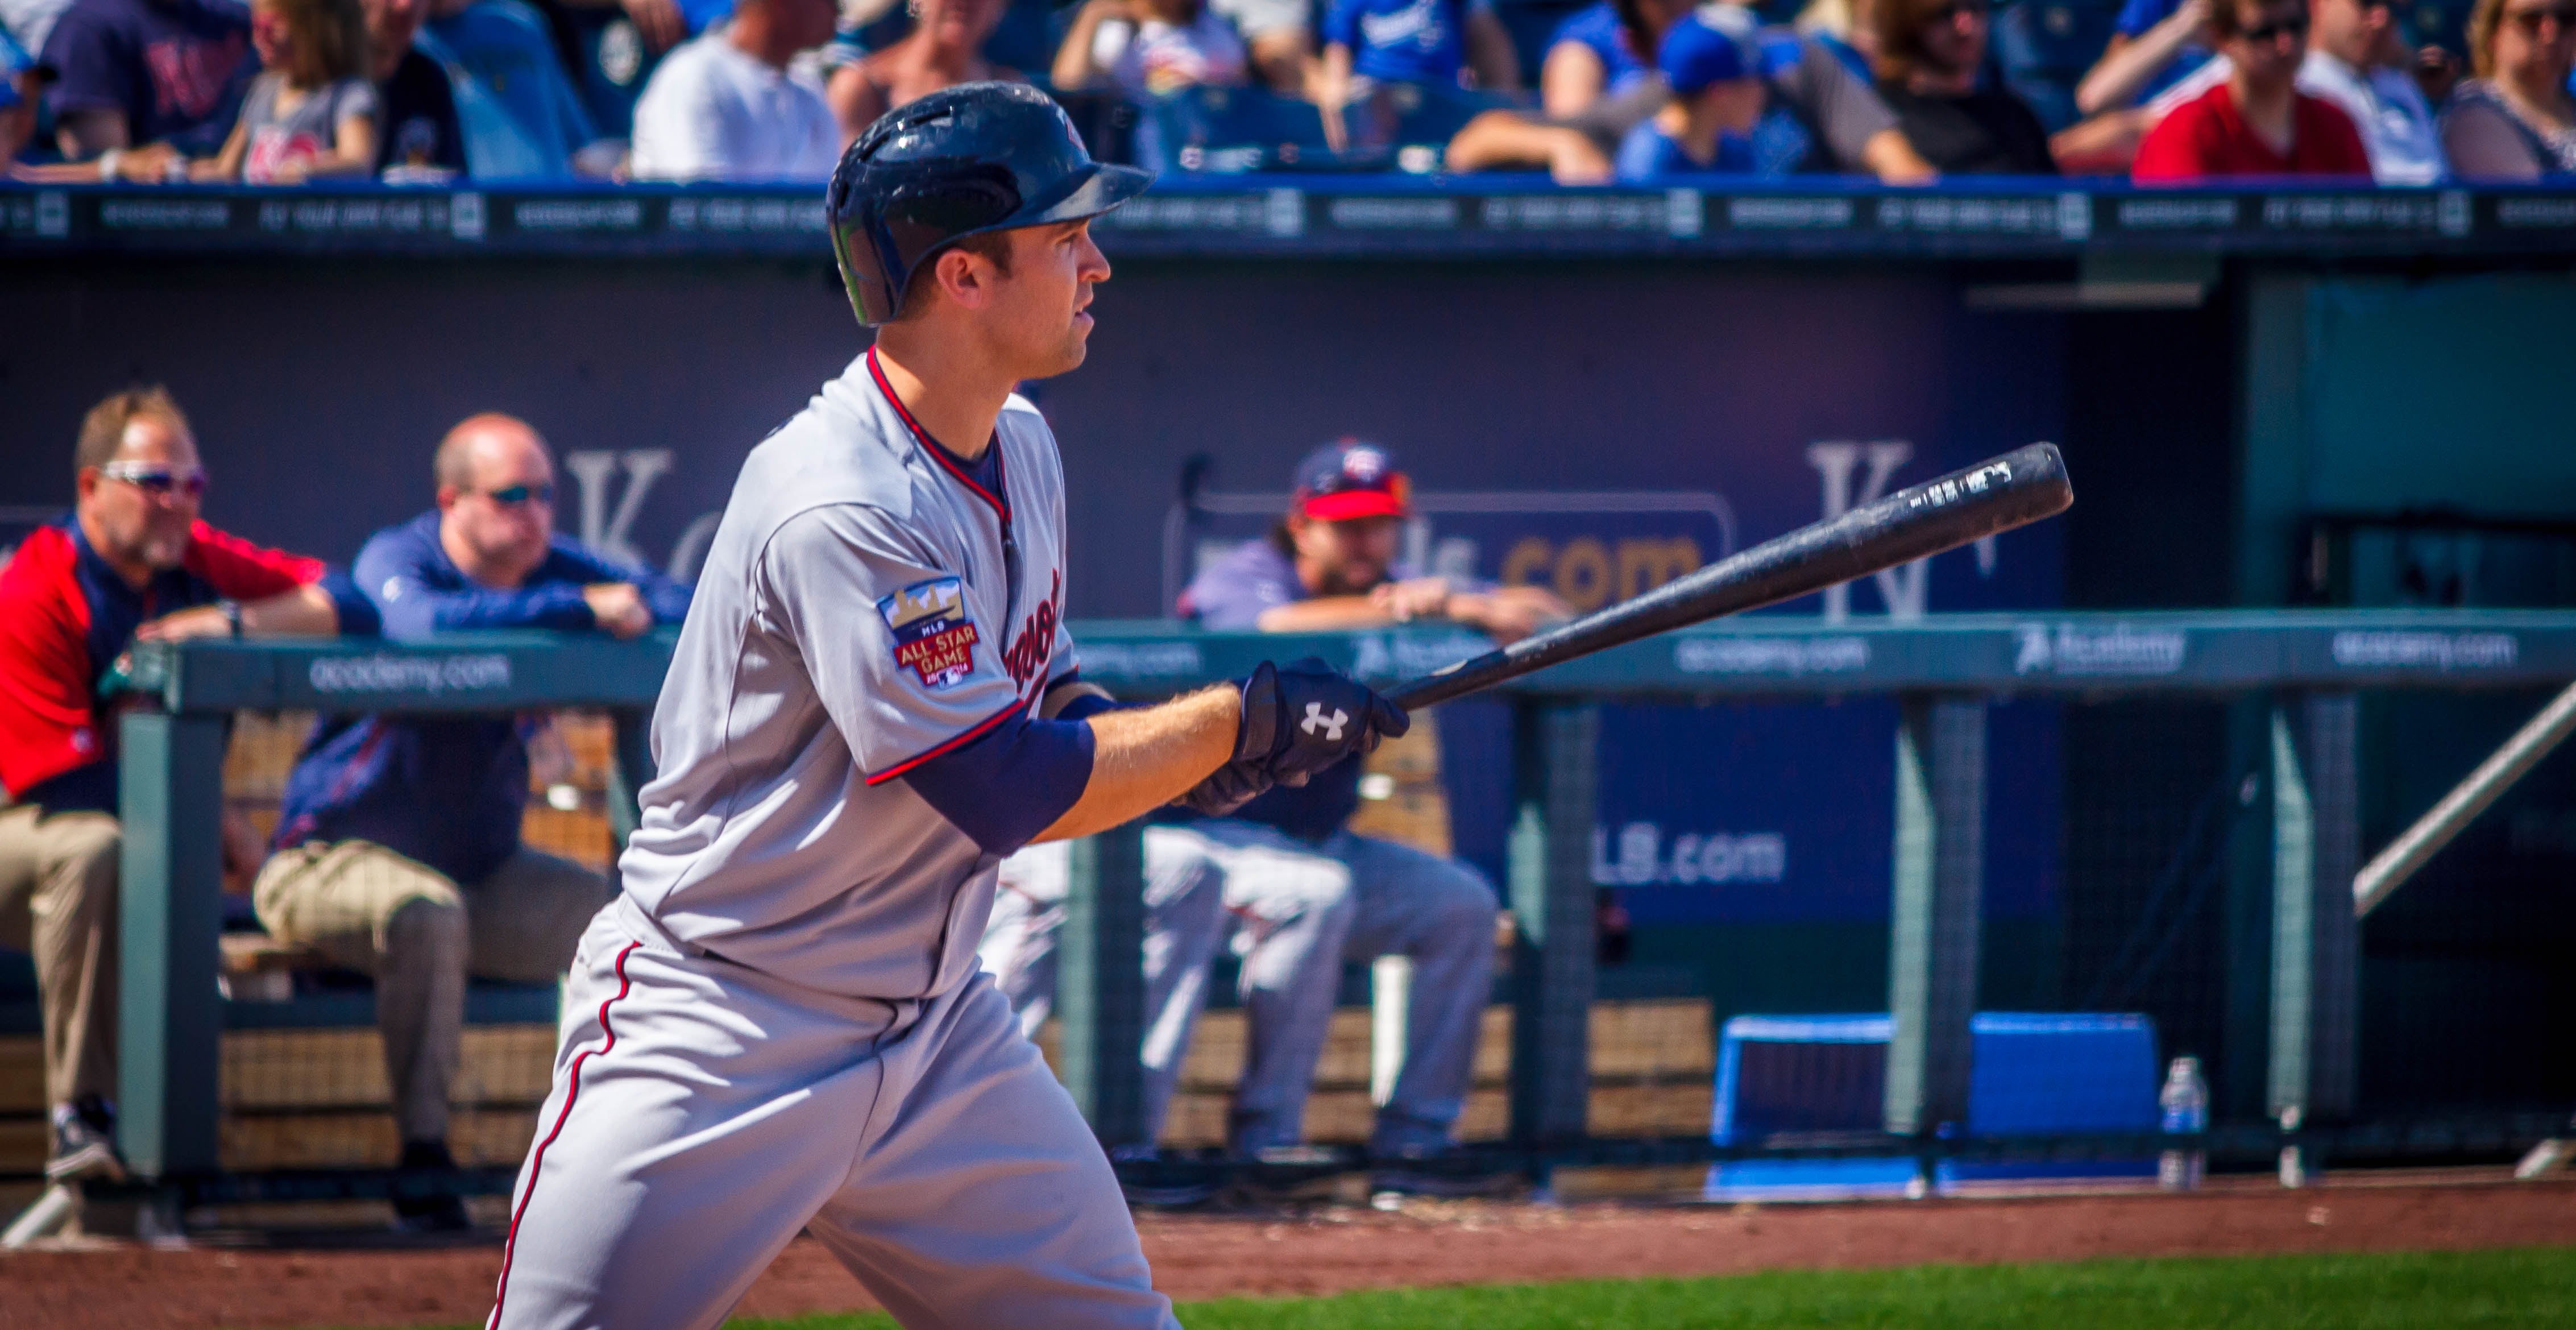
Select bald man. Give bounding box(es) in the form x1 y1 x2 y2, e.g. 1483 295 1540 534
256 414 691 1230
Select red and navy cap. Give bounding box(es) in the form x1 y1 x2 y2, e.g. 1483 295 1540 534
1291 440 1411 522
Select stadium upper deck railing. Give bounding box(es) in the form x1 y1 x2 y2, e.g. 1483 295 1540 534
9 179 2576 260
111 609 2576 1192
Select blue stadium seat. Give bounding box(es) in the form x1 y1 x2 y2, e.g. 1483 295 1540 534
1145 85 1335 172
414 35 572 180
1992 0 2122 131
1382 81 1522 147
416 30 584 180
1043 86 1146 167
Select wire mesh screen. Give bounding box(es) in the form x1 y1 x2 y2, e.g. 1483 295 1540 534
2054 698 2237 1112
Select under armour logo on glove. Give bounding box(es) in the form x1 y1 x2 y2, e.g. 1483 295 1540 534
1301 703 1349 740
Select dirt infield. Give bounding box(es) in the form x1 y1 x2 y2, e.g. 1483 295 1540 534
5 1174 2575 1329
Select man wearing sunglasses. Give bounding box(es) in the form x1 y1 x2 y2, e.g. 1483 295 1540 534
2134 0 2375 176
248 412 690 1230
0 386 368 1186
2145 0 2445 181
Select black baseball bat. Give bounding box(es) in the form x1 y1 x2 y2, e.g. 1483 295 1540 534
1383 443 2073 711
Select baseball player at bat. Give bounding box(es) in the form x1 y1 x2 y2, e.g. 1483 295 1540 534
484 83 1405 1330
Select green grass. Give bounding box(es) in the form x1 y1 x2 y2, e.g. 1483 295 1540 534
721 1246 2576 1330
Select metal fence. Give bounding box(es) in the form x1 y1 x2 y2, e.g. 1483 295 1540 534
93 608 2576 1211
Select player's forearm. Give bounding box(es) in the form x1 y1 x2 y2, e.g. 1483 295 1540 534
1031 686 1240 842
1252 596 1399 632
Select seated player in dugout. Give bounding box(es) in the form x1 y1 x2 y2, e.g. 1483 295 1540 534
0 386 371 1185
981 442 1569 1185
254 412 690 1230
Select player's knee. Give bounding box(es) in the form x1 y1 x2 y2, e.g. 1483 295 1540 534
1426 862 1501 938
383 895 468 962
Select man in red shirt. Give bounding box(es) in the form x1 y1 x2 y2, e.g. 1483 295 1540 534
0 387 365 1183
2133 0 2372 179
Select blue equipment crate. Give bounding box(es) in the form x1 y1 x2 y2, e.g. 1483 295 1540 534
1707 1012 2162 1200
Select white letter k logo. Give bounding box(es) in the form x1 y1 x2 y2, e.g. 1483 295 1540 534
1301 702 1349 741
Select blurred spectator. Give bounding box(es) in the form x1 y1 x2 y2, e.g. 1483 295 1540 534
424 0 600 170
1541 0 1649 114
259 413 687 1232
826 0 1010 139
192 0 381 181
39 0 257 179
1794 0 1878 77
3 0 70 55
1873 0 2056 172
1052 0 1249 99
1209 0 1308 92
1447 5 1933 182
2148 0 2443 181
0 387 364 1187
1319 0 1515 90
2133 0 2369 177
525 0 686 139
2079 0 2214 114
629 0 834 179
2441 0 2576 175
1614 10 1760 175
1317 0 1518 144
1 25 47 167
364 0 466 176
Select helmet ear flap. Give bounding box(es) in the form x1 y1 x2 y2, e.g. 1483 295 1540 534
831 187 902 326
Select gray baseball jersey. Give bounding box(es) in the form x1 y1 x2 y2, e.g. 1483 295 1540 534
616 346 1077 998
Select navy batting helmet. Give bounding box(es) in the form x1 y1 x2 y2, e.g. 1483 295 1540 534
828 82 1153 328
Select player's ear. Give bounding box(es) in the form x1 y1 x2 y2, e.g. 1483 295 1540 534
932 247 991 310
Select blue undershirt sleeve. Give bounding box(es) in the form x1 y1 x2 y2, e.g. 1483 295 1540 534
902 711 1098 856
1052 690 1123 723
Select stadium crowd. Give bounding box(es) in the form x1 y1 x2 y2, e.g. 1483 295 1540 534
2 0 2570 183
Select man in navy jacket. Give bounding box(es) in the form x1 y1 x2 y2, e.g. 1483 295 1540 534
257 413 690 1229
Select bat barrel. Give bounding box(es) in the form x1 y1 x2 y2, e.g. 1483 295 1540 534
1384 443 2073 711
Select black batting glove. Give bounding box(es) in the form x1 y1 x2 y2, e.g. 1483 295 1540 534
1176 757 1271 817
1239 657 1408 784
1176 659 1408 817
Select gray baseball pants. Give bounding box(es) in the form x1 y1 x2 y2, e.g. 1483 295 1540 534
981 821 1498 1155
486 904 1176 1330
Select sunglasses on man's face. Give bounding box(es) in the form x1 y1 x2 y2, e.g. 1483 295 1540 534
2243 11 2311 40
99 462 209 499
2507 6 2576 33
476 483 557 507
1932 0 1990 21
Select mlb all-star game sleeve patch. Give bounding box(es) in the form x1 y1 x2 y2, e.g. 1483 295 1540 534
761 506 1036 781
878 577 981 691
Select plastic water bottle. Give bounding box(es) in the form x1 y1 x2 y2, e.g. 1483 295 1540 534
2159 1056 2208 1190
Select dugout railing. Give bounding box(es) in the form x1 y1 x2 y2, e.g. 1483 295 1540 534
93 608 2576 1216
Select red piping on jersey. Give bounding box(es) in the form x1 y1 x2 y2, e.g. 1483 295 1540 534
862 672 1044 787
866 346 1009 524
487 940 643 1330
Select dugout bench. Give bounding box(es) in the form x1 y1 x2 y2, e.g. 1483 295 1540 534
101 609 2576 1210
